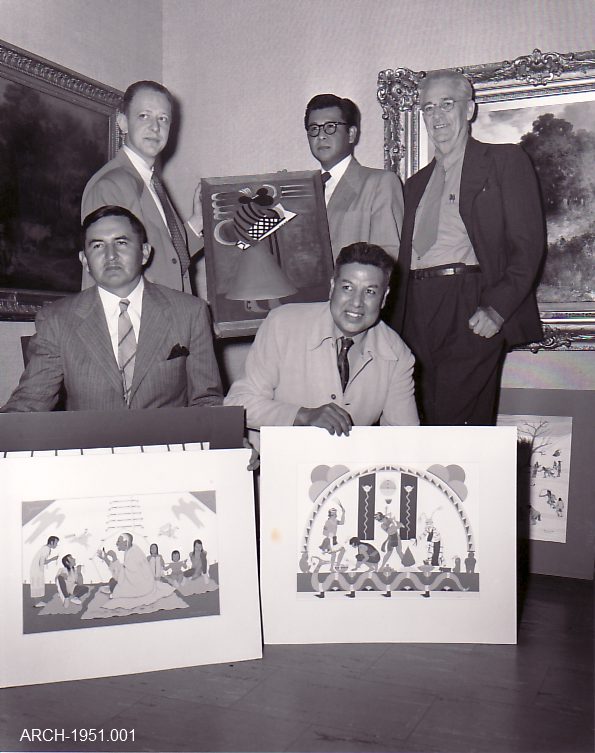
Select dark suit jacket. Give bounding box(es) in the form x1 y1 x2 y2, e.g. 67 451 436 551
81 149 201 291
390 138 544 347
326 158 404 260
1 281 223 412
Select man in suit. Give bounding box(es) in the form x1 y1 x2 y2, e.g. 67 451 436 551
1 206 223 412
224 242 419 440
82 81 202 292
389 70 544 425
305 94 403 261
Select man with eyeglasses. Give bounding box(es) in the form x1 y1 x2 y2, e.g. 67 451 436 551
305 93 403 261
388 70 544 426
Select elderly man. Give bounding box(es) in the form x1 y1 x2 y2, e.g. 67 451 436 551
1 206 222 412
305 93 403 261
389 70 544 425
82 81 202 292
225 242 419 438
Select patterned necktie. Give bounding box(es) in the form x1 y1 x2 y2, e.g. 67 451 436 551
151 171 191 274
321 171 331 191
337 336 354 392
118 299 136 406
412 161 446 256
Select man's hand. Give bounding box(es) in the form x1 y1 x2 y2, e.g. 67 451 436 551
468 306 503 338
294 403 353 436
188 183 203 235
243 437 260 472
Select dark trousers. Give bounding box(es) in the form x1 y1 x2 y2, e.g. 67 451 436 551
403 272 505 426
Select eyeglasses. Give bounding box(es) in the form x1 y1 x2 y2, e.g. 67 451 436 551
306 121 349 137
421 98 469 116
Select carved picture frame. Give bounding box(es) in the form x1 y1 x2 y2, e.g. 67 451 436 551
378 49 595 351
0 39 122 321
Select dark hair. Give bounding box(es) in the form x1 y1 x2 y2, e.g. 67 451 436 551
349 537 360 546
82 205 148 246
47 536 59 546
334 242 394 287
172 549 180 558
62 554 73 570
192 539 203 550
305 94 360 130
121 80 174 115
150 543 159 554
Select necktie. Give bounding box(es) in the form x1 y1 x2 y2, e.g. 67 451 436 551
118 299 136 405
412 161 446 257
151 171 191 274
337 336 354 392
321 171 331 191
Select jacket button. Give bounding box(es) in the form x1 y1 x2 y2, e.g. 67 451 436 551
171 257 178 265
331 394 336 400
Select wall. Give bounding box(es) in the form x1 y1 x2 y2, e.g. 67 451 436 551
0 0 163 404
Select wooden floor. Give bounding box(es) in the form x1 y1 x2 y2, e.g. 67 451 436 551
0 574 592 753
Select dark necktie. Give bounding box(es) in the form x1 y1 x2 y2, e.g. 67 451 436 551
118 299 136 406
337 336 354 392
151 171 191 274
412 161 446 257
321 171 331 192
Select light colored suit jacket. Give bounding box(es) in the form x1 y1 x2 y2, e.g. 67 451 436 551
224 302 419 430
326 158 404 260
81 149 201 292
391 138 544 346
1 281 223 412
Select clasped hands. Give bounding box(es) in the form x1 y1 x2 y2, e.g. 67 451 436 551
468 306 503 339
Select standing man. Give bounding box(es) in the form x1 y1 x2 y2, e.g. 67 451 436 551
1 206 222 412
305 94 403 261
224 242 419 439
390 70 544 425
82 81 203 292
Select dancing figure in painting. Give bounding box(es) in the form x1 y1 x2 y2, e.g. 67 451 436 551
374 512 404 570
320 503 345 552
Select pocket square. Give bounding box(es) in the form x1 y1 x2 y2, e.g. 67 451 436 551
167 344 190 360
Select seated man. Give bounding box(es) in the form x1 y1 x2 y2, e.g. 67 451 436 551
55 554 89 606
224 242 419 438
1 205 223 412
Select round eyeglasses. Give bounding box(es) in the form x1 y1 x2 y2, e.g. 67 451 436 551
306 121 349 138
421 98 469 117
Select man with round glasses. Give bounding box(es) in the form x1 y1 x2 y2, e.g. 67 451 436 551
388 69 544 426
305 93 403 261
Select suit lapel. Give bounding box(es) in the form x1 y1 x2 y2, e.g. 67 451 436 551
130 282 171 400
74 288 123 394
327 158 361 213
459 138 491 240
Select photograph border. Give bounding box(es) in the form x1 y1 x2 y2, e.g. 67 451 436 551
377 48 595 351
0 38 122 321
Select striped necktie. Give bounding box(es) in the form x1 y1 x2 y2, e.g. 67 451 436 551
151 171 191 274
118 299 136 406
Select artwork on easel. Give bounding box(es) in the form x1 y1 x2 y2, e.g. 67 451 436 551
1 449 262 688
22 490 220 634
497 414 572 543
260 426 518 645
298 463 479 600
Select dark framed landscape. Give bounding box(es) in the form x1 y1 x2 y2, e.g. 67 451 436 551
0 39 122 321
378 48 595 351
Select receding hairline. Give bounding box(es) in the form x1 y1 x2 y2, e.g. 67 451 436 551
419 70 473 102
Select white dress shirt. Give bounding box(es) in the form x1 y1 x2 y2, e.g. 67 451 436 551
97 278 144 363
323 154 352 205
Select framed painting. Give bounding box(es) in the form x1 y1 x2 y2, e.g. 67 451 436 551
0 447 262 687
377 48 595 351
201 170 334 338
260 426 517 645
0 39 122 321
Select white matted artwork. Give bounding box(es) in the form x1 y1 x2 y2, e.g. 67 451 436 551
260 426 517 645
497 414 572 543
0 448 262 687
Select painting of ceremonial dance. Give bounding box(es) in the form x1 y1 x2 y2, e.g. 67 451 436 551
298 463 479 599
260 427 517 645
22 491 220 634
497 414 572 544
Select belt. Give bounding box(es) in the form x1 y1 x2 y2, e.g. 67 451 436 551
410 264 481 281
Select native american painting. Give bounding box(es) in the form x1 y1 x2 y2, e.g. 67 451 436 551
22 490 220 634
297 463 479 599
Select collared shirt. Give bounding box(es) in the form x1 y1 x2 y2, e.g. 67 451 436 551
97 277 144 363
323 154 352 205
122 144 168 228
411 139 479 269
224 301 419 432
